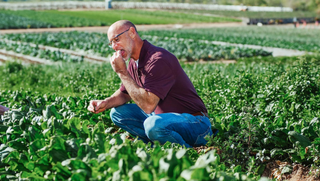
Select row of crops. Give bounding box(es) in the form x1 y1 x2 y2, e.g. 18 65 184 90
0 31 273 62
141 27 320 52
2 24 319 64
171 9 320 19
1 54 320 180
0 9 240 29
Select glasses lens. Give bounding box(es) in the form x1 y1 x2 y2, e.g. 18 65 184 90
114 37 120 43
108 28 129 48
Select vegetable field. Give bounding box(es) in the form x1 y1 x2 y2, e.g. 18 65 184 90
0 30 273 63
170 9 320 19
1 12 320 180
0 9 240 29
1 55 320 180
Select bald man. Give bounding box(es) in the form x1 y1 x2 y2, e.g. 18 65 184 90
87 20 217 148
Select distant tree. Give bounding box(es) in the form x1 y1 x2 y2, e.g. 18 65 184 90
237 0 267 6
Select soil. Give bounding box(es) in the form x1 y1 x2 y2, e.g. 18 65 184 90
193 146 320 181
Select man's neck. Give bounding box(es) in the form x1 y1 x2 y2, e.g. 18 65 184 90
131 39 144 61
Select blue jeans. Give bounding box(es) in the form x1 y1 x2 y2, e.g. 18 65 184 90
110 104 214 148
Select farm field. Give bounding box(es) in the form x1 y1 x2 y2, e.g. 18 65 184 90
0 30 274 63
1 55 320 180
0 9 241 29
1 7 320 181
169 9 320 19
141 27 320 52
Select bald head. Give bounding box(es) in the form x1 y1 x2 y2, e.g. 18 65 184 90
108 20 138 35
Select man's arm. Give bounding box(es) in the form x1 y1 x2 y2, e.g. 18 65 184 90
117 71 159 114
87 89 131 114
111 51 159 114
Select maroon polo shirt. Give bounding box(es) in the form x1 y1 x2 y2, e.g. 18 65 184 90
120 40 207 115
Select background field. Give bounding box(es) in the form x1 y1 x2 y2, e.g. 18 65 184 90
170 9 320 18
0 9 241 29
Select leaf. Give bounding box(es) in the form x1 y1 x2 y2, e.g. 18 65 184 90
43 104 62 120
52 162 72 179
270 148 284 158
21 171 46 180
0 147 16 161
255 164 266 175
288 131 312 148
70 169 90 180
49 136 66 151
77 144 97 162
233 165 242 173
0 125 8 134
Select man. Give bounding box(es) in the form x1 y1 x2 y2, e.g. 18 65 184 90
87 20 217 148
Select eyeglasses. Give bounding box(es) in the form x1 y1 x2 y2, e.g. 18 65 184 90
108 28 130 47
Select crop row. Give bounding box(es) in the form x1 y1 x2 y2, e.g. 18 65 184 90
1 31 272 62
170 9 320 19
141 27 320 52
0 10 106 29
0 41 84 63
0 9 240 30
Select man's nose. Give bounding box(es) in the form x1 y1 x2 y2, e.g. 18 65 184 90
112 41 119 50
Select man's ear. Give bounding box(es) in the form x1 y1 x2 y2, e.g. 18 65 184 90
129 27 136 39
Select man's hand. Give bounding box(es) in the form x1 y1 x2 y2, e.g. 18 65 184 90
110 50 127 74
0 105 9 115
87 100 107 114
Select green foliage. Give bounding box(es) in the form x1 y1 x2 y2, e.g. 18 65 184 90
0 9 240 30
141 26 320 52
2 30 272 62
0 41 84 63
0 12 50 29
0 53 319 180
170 9 320 18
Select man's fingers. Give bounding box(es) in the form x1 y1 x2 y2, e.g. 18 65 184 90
87 101 106 114
87 101 97 113
87 105 95 112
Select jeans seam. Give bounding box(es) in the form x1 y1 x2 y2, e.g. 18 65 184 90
161 125 189 147
194 126 211 146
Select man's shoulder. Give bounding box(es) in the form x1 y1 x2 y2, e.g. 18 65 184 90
147 44 177 61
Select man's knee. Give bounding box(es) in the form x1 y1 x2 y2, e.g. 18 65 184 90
110 106 127 125
144 116 163 141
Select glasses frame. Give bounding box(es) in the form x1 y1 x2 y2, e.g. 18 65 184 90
108 28 130 47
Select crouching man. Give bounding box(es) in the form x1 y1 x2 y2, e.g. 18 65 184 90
88 20 217 148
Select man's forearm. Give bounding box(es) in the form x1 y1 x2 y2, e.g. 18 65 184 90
117 71 158 114
105 89 131 109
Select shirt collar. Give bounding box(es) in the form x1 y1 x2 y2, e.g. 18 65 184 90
137 40 151 69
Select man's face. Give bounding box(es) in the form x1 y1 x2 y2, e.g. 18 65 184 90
108 27 134 61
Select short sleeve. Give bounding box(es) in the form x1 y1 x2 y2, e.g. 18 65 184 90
143 56 175 100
